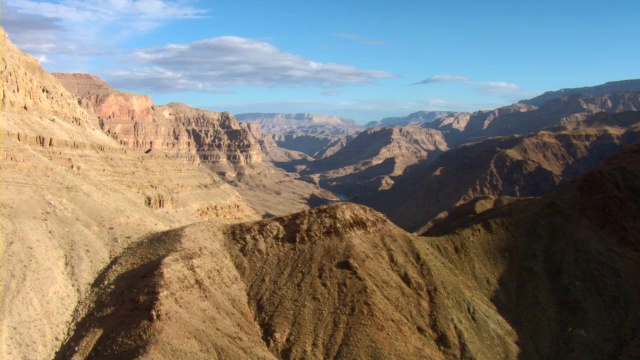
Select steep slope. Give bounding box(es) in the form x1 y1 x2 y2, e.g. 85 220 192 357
0 27 259 360
424 141 640 359
224 203 518 359
235 113 363 156
301 125 448 197
357 112 640 232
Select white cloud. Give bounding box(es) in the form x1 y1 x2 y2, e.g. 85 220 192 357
413 74 523 99
8 0 205 22
412 75 470 85
2 0 207 61
36 55 52 64
105 37 395 91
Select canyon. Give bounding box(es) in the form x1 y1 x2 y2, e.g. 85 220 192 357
2 24 640 360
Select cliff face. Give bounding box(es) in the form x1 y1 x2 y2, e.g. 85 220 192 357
52 76 265 174
1 28 259 360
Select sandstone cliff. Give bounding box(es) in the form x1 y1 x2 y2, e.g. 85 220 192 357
54 75 337 216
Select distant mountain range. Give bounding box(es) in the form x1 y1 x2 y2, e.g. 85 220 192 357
235 113 363 156
521 79 640 106
364 111 457 128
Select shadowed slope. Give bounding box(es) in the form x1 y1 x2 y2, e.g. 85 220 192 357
424 142 640 359
357 112 640 232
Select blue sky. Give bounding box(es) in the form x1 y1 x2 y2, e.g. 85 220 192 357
3 0 639 123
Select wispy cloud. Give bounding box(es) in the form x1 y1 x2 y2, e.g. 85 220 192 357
331 32 388 46
106 37 395 92
413 74 523 98
321 90 345 96
412 75 470 85
332 33 361 41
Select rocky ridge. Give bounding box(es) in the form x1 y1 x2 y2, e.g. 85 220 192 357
298 125 448 197
57 203 520 359
423 92 640 146
521 78 640 107
357 111 640 232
